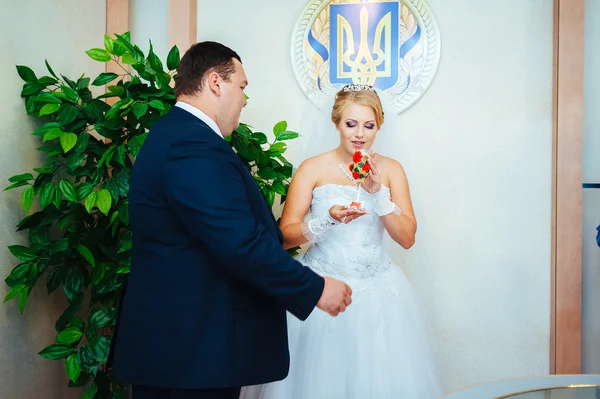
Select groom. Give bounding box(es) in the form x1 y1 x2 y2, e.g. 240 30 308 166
108 41 353 399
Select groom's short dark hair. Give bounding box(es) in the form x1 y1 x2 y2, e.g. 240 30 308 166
175 41 241 97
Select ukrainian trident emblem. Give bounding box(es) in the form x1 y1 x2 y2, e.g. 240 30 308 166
291 0 441 113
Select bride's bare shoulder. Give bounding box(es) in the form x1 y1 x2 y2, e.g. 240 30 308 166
295 151 335 176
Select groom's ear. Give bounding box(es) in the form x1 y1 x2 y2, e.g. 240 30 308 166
206 71 222 96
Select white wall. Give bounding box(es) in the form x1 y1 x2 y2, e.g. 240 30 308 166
582 0 600 374
129 0 170 61
196 0 553 392
0 1 106 398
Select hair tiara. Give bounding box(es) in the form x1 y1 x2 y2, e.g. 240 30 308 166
342 84 376 93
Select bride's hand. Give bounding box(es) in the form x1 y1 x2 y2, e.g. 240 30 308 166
329 205 367 224
362 152 381 194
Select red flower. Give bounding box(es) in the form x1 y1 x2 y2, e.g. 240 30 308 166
349 164 353 172
352 171 360 179
362 163 371 172
352 151 362 163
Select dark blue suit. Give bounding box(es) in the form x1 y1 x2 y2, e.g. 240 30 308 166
110 106 324 394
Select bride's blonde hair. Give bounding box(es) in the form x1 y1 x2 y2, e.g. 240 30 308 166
331 85 385 128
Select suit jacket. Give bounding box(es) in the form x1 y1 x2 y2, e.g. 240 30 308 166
109 106 324 389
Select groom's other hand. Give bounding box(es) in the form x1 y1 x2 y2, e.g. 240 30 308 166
316 277 353 316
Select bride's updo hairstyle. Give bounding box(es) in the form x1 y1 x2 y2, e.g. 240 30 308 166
331 84 385 129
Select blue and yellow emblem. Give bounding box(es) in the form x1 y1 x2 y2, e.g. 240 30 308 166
292 0 441 113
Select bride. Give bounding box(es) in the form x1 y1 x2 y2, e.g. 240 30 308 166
240 84 444 398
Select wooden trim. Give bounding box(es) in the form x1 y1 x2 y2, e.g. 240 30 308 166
550 0 559 374
168 0 197 54
552 0 584 374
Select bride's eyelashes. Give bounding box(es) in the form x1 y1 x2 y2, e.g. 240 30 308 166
344 121 376 129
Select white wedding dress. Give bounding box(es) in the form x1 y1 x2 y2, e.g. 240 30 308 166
240 184 444 399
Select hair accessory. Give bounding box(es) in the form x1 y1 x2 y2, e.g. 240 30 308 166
342 84 376 92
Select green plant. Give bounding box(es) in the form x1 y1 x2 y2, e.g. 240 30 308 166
4 33 298 398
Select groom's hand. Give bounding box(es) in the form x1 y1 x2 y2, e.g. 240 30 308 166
316 277 353 316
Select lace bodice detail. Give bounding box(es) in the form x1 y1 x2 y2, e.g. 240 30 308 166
301 184 394 280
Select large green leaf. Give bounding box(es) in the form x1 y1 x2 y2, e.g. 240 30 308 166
74 132 90 155
91 263 106 285
132 102 148 119
77 183 95 200
77 245 95 267
261 186 275 207
81 382 98 399
8 173 33 183
51 239 69 253
275 131 299 141
39 103 60 117
114 144 126 166
104 34 115 54
32 122 61 136
77 77 90 90
38 76 58 86
59 180 78 202
85 48 111 62
58 104 79 125
252 132 268 144
4 284 26 302
46 268 64 295
18 287 29 313
269 142 287 156
92 72 119 86
42 128 63 142
167 45 180 70
118 230 132 253
21 186 34 212
90 336 110 364
149 99 164 110
39 344 73 360
16 65 37 82
128 133 148 158
60 132 78 153
4 181 29 191
22 82 44 96
8 245 37 262
63 268 84 302
272 181 287 196
31 93 62 105
44 60 58 79
96 189 112 215
39 183 55 209
118 200 130 225
273 121 287 135
57 327 83 344
89 308 113 329
7 263 30 281
257 167 277 180
65 354 81 383
78 346 98 378
69 316 84 330
148 47 164 74
84 192 97 213
61 85 80 103
105 98 133 120
121 53 137 65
